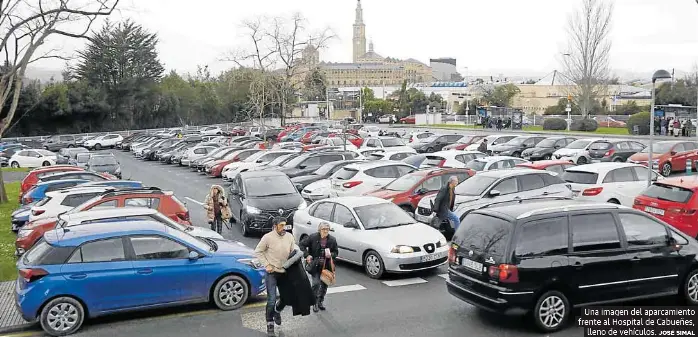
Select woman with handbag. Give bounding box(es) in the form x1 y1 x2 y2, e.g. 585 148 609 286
203 185 229 234
299 222 338 312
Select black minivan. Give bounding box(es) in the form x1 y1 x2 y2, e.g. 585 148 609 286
446 198 698 332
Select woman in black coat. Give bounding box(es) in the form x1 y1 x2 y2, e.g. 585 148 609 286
299 222 339 312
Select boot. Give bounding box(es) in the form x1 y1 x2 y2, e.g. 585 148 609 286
318 300 326 311
267 323 275 337
273 300 282 325
313 303 319 313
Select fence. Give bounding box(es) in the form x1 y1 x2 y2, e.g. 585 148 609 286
439 114 634 127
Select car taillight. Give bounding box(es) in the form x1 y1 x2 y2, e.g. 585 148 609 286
409 138 413 143
438 160 446 168
342 181 362 188
177 211 190 221
604 149 615 157
19 268 48 283
668 207 696 215
633 199 642 205
31 209 44 216
582 187 603 196
488 264 519 283
448 245 457 263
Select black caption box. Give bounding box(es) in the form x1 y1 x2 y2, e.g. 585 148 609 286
577 306 698 336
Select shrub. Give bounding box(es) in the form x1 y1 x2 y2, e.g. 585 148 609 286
571 118 598 132
543 117 567 130
626 111 650 135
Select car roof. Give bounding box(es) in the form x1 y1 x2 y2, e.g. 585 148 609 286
565 162 640 173
45 220 171 247
475 199 628 221
476 168 545 179
60 207 157 223
430 150 482 156
35 179 89 187
45 186 114 198
324 196 391 208
653 176 698 190
476 156 522 162
344 160 413 170
517 160 574 168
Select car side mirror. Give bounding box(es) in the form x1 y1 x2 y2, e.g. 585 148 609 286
670 151 677 156
415 188 427 195
488 189 501 197
188 251 201 260
299 165 306 169
344 222 358 229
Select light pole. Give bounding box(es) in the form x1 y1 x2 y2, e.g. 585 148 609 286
648 69 672 187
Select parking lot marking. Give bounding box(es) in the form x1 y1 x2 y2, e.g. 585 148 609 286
0 332 40 337
381 278 428 287
184 197 204 206
438 273 449 279
326 284 366 294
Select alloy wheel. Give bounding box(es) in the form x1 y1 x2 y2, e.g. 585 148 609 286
538 295 565 329
662 163 672 177
46 302 79 332
218 279 245 307
687 273 698 303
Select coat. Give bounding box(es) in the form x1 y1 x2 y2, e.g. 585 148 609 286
299 233 338 273
276 247 316 316
477 141 488 153
204 185 229 222
432 184 455 217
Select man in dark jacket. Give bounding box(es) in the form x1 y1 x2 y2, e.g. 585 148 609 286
300 222 339 312
432 176 461 231
477 138 488 154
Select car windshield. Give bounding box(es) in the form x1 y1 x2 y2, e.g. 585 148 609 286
454 175 498 196
566 140 592 149
383 174 424 191
641 183 693 203
535 138 558 148
642 142 676 154
354 203 415 229
89 156 117 166
314 161 343 176
243 151 266 162
506 137 527 146
423 135 440 143
465 159 487 171
456 136 474 144
382 138 405 147
245 176 297 197
267 154 294 166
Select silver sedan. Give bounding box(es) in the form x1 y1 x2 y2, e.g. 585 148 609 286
293 196 448 279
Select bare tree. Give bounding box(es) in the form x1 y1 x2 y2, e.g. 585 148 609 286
0 0 119 202
562 0 613 117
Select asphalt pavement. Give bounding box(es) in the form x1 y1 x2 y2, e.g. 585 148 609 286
6 149 577 337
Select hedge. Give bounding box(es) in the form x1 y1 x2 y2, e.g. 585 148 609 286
543 118 567 131
571 119 598 132
626 112 650 135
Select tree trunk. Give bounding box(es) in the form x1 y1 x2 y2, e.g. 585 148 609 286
0 170 8 203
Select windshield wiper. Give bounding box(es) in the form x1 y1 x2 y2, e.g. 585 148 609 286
263 193 292 197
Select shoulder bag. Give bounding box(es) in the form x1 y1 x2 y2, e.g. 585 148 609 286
320 256 336 286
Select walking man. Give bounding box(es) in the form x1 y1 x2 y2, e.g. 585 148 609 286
255 218 295 336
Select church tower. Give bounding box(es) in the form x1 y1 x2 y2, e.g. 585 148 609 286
352 0 366 62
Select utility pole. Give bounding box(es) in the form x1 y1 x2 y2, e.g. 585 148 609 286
566 94 572 131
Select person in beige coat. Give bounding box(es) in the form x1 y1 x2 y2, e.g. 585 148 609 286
204 185 228 234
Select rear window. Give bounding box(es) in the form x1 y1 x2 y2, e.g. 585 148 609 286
382 138 405 147
35 196 52 207
589 142 612 150
453 213 512 259
641 183 693 203
465 160 486 171
23 240 74 266
421 156 446 168
368 153 385 160
334 168 358 180
561 171 598 184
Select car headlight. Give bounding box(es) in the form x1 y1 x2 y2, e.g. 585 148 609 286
390 245 414 254
18 229 32 238
439 238 448 247
298 200 307 210
238 258 264 269
246 205 261 214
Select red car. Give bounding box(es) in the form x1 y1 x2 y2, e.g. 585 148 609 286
230 126 247 136
443 135 487 150
328 133 363 147
206 149 261 177
634 176 698 238
627 141 698 177
364 168 474 214
300 131 318 144
20 166 85 200
400 116 416 124
515 160 577 176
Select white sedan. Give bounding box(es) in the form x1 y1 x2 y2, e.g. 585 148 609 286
293 196 448 279
562 162 663 206
84 134 123 150
9 149 56 168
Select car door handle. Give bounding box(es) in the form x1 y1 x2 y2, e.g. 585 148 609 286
69 274 87 280
137 268 153 275
631 256 641 262
574 261 583 268
306 221 312 225
542 191 549 195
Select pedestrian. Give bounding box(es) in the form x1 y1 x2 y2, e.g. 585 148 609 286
204 185 229 234
477 138 488 154
299 222 338 312
255 218 315 337
432 176 461 232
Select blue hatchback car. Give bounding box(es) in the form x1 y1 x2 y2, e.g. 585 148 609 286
15 220 266 336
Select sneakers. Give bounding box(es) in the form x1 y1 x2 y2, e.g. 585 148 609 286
318 301 326 311
312 304 319 313
267 323 274 337
273 300 282 325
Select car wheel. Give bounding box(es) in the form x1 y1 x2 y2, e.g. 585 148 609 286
39 296 85 336
662 162 672 177
532 290 569 333
576 156 587 165
543 154 552 160
10 162 19 168
607 198 620 204
681 269 698 305
512 151 521 158
363 250 385 279
94 144 101 150
426 147 434 153
67 144 73 148
212 275 249 311
613 157 623 162
240 220 251 237
42 161 51 167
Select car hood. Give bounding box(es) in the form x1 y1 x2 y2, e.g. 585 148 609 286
208 159 229 167
302 179 330 193
187 227 225 240
13 203 35 217
523 146 553 155
24 217 58 230
12 209 30 221
369 223 443 246
246 194 304 210
628 153 661 161
365 189 404 199
291 174 322 185
553 148 584 156
212 239 257 255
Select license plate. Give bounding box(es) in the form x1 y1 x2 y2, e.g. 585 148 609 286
523 156 530 160
460 258 484 272
420 252 446 262
644 206 665 216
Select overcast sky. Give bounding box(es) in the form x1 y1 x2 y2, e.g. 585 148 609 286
36 0 698 77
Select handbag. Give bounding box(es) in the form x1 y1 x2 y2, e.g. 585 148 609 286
320 256 336 286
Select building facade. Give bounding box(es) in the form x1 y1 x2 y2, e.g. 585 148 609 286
430 58 460 81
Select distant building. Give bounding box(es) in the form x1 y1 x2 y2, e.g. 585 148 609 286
430 58 461 82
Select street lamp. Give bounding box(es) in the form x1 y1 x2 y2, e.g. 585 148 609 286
648 69 673 187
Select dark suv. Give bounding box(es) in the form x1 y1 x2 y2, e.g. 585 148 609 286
588 140 646 163
446 198 698 332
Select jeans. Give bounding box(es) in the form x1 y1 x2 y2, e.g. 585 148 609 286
444 211 461 231
265 273 286 323
210 215 222 234
310 271 328 303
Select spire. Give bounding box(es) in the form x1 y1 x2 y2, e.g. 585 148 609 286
355 0 363 24
369 39 374 52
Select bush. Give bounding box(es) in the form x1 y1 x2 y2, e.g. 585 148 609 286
626 111 650 135
543 117 567 130
571 119 598 132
